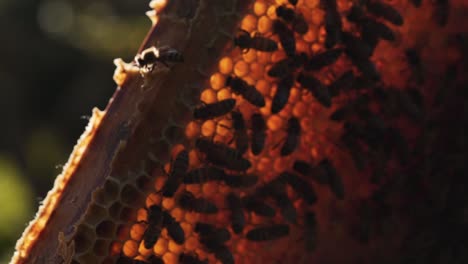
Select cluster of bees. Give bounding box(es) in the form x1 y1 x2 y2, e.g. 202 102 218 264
122 0 432 263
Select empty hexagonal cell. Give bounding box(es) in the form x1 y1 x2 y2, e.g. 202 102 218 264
84 204 108 226
164 124 185 144
136 174 152 192
94 179 120 206
77 252 101 263
93 239 110 256
120 184 144 206
120 206 138 222
108 201 123 220
96 220 116 238
74 225 96 255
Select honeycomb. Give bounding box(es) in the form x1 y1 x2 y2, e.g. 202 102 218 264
12 0 468 263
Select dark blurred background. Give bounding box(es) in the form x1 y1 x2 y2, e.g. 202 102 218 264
0 0 149 262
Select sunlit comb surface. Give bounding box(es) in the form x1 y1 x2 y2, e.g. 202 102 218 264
12 0 468 263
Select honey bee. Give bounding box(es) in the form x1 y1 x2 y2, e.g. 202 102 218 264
250 113 267 155
322 0 342 48
225 76 265 107
222 173 258 188
177 191 218 214
257 182 297 223
275 5 308 35
179 253 208 264
226 193 245 234
272 74 294 114
246 224 290 241
342 32 373 60
405 48 424 85
195 223 231 249
135 46 183 72
161 149 189 197
162 210 185 245
195 138 251 171
304 211 318 251
272 19 296 57
289 0 298 6
365 0 404 26
183 166 225 184
142 205 164 249
293 160 328 185
193 99 236 120
319 159 344 200
305 48 343 71
233 29 278 53
212 245 234 264
267 53 307 79
361 18 396 44
297 73 331 107
278 172 317 205
349 56 381 81
242 195 276 217
280 117 301 156
228 111 249 154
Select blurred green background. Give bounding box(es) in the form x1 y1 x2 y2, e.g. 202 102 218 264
0 0 149 262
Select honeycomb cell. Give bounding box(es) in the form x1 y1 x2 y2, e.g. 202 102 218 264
266 5 277 19
256 51 272 64
185 121 200 139
163 252 178 264
219 57 233 74
96 220 116 238
120 207 137 222
217 88 233 101
168 240 183 254
74 225 95 255
108 202 122 220
242 49 257 63
136 174 152 192
200 89 217 104
122 240 138 257
256 79 271 96
93 239 110 256
130 223 146 241
202 182 218 196
310 8 325 26
234 60 250 77
201 120 216 137
154 238 168 255
162 197 175 210
257 16 272 34
109 241 122 256
120 184 144 206
117 224 131 241
76 253 100 263
164 125 185 144
184 236 199 251
253 1 267 16
241 14 258 32
250 62 265 80
85 204 108 226
210 73 226 91
293 101 308 118
267 115 284 131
